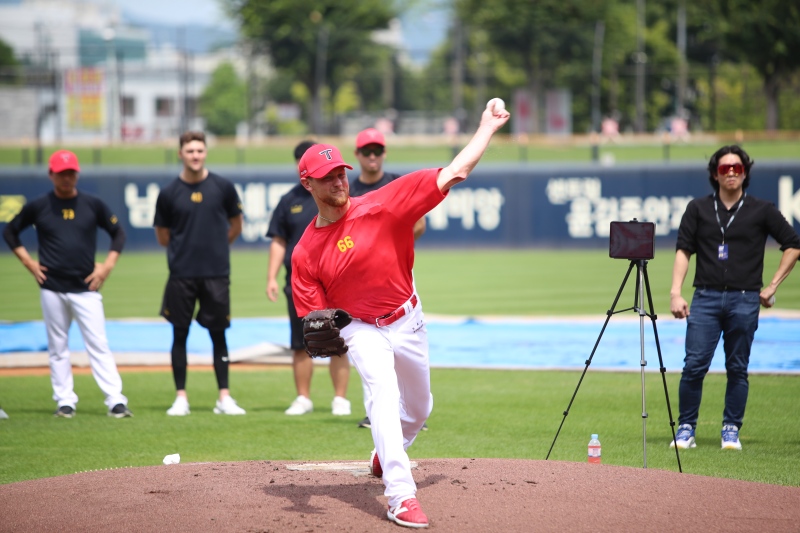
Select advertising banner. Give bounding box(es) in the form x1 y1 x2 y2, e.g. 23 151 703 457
1 163 799 251
63 67 106 132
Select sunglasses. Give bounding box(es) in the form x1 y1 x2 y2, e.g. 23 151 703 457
359 146 385 157
717 163 744 176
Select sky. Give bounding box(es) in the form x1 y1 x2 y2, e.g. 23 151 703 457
106 0 233 28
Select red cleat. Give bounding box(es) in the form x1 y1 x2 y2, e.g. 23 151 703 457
387 498 429 528
369 448 382 478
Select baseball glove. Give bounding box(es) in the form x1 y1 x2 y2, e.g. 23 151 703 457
302 308 353 358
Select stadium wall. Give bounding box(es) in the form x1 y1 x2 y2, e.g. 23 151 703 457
1 162 799 251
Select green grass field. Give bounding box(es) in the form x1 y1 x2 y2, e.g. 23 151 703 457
1 368 798 486
1 248 798 321
1 248 798 486
1 138 798 167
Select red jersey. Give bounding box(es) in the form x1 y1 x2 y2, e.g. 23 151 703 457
291 168 445 319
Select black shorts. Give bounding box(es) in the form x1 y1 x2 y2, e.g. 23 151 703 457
161 277 230 330
284 285 304 351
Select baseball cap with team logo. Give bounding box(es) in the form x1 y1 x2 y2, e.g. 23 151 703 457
355 128 386 148
298 144 353 179
49 150 81 173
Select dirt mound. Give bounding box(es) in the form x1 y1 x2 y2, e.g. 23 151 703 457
1 458 798 532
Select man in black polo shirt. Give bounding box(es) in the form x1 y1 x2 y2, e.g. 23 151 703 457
669 144 800 450
266 140 352 417
154 131 246 416
3 149 132 418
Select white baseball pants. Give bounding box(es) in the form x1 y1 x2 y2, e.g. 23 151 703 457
343 302 432 509
40 289 127 409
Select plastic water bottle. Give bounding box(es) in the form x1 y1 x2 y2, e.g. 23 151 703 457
588 434 601 464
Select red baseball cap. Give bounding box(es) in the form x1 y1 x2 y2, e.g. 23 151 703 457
49 150 80 173
298 144 353 179
355 128 385 149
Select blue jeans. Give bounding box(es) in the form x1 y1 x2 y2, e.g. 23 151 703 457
678 287 760 429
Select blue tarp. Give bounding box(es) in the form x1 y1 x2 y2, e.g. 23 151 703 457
2 316 798 372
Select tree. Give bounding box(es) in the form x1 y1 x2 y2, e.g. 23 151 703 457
223 0 397 134
199 62 247 136
0 37 19 85
455 0 607 133
717 0 800 130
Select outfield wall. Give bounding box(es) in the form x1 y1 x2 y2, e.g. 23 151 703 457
2 162 799 251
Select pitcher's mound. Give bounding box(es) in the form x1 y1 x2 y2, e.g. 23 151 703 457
1 458 798 532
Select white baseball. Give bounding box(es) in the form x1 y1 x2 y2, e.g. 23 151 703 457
768 295 776 306
488 98 505 113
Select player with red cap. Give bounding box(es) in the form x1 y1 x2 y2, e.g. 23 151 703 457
3 150 132 419
291 103 510 528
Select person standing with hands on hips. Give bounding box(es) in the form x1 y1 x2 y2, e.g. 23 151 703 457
349 127 426 430
291 100 510 528
670 145 800 450
266 140 352 417
154 131 246 416
3 150 132 418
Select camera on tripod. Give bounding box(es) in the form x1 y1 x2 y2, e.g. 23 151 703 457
547 217 683 471
609 219 655 261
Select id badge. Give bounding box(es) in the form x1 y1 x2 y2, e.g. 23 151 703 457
718 243 729 261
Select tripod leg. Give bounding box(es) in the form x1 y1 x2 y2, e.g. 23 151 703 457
642 263 683 473
546 261 636 460
637 261 648 468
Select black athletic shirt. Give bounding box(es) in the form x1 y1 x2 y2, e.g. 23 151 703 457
153 172 242 278
349 172 402 198
3 191 126 293
676 193 800 291
266 184 317 284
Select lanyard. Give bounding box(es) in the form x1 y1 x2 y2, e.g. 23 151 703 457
713 193 745 243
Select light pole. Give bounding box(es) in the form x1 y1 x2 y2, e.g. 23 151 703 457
103 27 121 143
676 0 687 118
635 0 646 133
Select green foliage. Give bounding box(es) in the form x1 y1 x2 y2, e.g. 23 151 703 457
198 62 247 135
719 0 800 78
225 0 398 127
0 37 19 85
1 369 799 486
0 37 17 67
695 62 767 131
333 80 360 114
716 0 800 129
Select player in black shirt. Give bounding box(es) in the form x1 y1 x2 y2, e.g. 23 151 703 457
154 131 246 416
3 150 132 418
349 128 427 430
266 141 352 417
669 145 800 450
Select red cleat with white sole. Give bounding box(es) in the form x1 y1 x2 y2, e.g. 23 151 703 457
387 498 429 528
369 448 382 477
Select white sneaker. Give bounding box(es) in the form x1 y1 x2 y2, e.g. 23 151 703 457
0 408 8 419
285 395 313 415
331 396 351 416
214 396 246 415
166 397 190 416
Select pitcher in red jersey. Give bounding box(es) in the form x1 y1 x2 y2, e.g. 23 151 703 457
291 103 510 528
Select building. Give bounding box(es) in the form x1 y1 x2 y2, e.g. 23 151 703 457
0 0 250 144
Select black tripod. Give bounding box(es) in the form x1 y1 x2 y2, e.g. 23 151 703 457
545 259 682 471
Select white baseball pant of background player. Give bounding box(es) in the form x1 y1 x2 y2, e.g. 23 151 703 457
341 296 431 509
40 289 128 409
